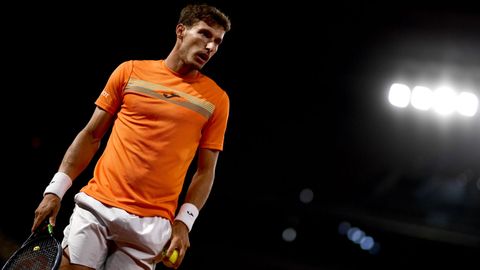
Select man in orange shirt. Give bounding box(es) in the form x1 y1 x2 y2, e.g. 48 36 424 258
31 3 231 269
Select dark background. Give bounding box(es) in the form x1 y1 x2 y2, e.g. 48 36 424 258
1 1 480 269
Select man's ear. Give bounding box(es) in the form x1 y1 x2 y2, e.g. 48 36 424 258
176 24 186 39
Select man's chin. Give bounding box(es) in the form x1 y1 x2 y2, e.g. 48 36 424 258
192 58 208 69
194 63 205 70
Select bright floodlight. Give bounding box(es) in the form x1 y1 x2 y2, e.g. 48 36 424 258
388 83 410 108
411 86 433 111
433 87 457 115
456 91 478 117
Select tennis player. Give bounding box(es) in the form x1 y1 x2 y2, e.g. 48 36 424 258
31 3 231 269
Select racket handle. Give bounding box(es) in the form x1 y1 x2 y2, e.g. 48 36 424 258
47 224 54 234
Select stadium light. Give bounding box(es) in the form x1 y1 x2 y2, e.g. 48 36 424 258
388 83 478 117
388 83 410 108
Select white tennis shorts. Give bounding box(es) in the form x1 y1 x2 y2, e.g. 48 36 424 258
61 192 172 270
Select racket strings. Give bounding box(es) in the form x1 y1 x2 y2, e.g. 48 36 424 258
4 237 59 270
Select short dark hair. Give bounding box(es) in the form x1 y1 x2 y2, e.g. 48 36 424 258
178 4 231 32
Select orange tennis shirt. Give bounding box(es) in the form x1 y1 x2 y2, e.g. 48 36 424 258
80 60 230 222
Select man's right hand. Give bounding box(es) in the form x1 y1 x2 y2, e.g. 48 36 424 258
32 193 61 232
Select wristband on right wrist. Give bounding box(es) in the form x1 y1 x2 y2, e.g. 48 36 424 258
43 172 72 200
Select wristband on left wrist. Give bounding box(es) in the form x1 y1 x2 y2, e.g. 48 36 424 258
174 203 199 232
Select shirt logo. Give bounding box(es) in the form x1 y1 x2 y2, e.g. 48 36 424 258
163 92 180 99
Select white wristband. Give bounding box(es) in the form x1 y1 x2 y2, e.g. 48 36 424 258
43 172 72 200
174 203 199 232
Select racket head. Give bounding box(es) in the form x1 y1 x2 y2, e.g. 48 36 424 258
2 224 62 270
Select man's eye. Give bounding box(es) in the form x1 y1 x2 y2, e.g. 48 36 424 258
199 30 212 38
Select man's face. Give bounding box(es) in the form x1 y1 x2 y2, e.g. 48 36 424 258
178 20 226 70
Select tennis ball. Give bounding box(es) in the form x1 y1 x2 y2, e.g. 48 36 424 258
168 249 178 264
33 246 40 251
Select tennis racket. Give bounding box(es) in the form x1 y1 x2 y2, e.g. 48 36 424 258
1 220 62 270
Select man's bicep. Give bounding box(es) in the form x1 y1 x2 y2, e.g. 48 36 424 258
197 148 220 171
84 106 115 141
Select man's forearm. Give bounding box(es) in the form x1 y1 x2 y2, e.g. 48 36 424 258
184 170 215 210
59 129 101 180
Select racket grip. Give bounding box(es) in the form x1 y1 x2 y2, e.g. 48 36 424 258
47 224 54 234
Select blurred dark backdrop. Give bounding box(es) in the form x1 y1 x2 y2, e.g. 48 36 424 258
1 1 480 269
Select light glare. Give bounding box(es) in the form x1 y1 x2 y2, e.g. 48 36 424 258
387 83 478 117
433 87 457 115
456 92 478 117
388 83 410 108
411 86 433 111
